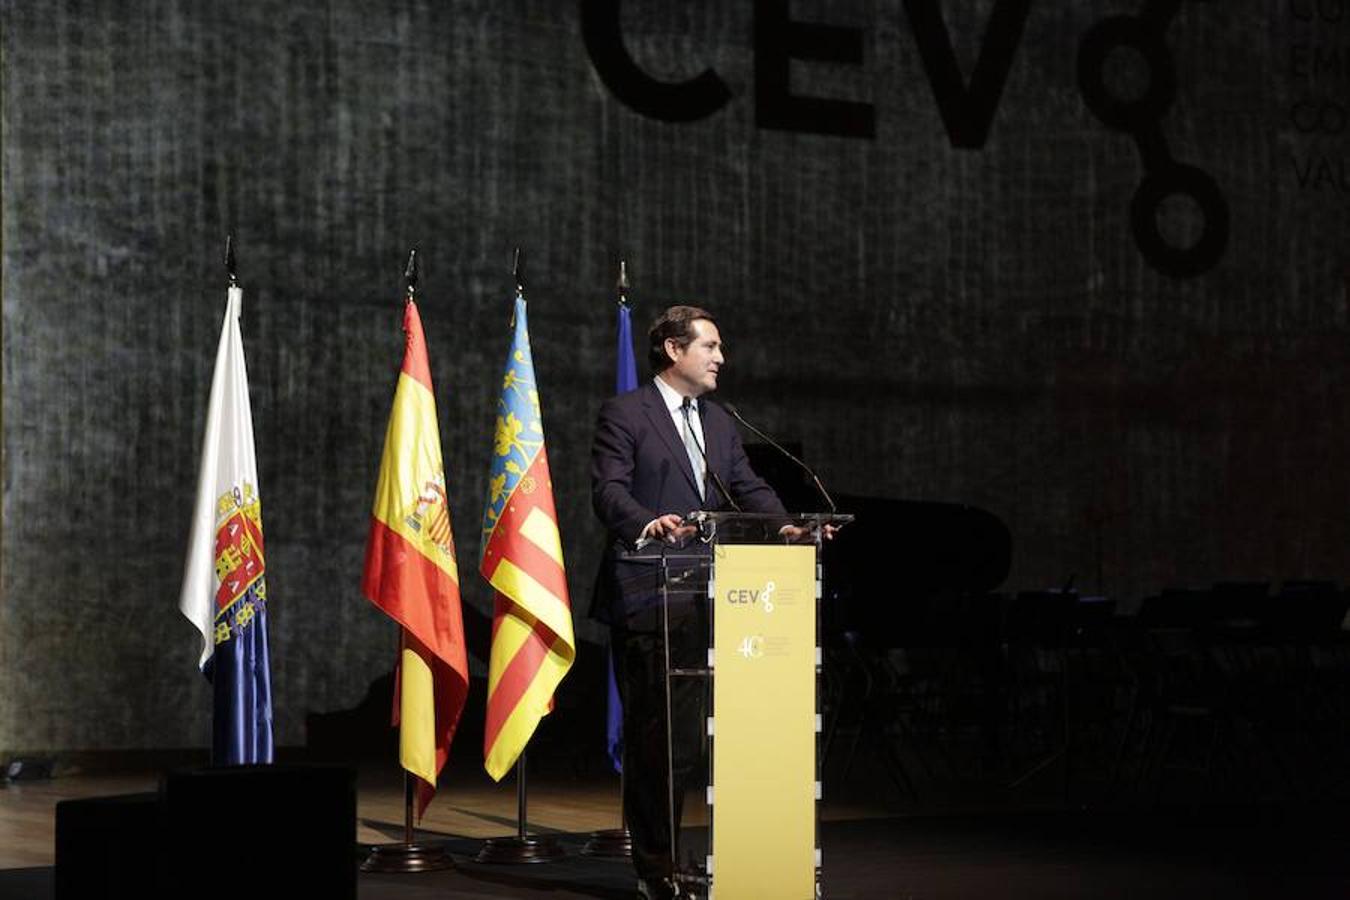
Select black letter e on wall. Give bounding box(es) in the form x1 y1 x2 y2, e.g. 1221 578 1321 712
754 0 876 138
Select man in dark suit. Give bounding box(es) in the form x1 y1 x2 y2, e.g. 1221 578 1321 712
591 305 788 899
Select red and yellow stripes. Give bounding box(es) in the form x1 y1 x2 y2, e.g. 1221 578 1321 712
362 300 469 817
481 445 575 780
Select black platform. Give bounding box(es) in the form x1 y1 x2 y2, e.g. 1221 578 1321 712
13 807 1348 899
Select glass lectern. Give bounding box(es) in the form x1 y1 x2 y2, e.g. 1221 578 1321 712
618 512 852 900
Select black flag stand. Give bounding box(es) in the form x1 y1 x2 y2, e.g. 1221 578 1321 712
360 251 454 875
475 751 565 863
583 258 634 860
360 771 455 873
581 765 632 857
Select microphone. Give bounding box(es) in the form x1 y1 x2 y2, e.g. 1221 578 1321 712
722 403 837 513
682 397 740 512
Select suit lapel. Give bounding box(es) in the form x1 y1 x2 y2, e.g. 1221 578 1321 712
641 382 702 498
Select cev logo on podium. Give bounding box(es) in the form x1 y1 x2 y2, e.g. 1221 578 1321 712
724 580 777 612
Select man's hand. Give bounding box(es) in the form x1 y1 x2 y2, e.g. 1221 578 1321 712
647 513 696 543
780 524 839 543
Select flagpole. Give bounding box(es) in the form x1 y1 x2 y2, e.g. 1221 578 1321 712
403 772 415 845
402 619 414 848
400 247 416 852
224 234 238 289
584 258 635 859
361 249 455 875
391 247 416 852
518 749 527 840
476 250 565 865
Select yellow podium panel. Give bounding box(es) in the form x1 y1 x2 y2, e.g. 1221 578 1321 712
711 544 816 900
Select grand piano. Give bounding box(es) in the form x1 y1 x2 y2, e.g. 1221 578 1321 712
743 444 1014 646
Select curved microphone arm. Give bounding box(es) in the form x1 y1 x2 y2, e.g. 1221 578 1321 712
721 402 837 514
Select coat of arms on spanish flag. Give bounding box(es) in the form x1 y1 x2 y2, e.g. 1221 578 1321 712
480 292 576 781
362 299 469 817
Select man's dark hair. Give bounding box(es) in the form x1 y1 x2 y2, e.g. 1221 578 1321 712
647 305 716 373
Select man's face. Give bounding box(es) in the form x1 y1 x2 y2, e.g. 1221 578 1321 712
664 318 724 397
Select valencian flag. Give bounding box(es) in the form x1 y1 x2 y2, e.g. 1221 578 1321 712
604 301 639 773
480 293 576 780
179 284 274 765
362 299 470 817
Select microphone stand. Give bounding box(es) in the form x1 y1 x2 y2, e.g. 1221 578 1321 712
721 403 837 514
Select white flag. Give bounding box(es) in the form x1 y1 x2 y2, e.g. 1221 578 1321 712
179 286 263 667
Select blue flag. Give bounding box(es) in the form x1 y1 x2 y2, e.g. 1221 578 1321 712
606 302 639 773
615 302 638 395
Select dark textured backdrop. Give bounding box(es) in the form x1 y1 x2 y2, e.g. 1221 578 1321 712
2 1 1346 754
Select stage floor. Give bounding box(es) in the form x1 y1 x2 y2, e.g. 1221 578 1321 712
3 766 1348 898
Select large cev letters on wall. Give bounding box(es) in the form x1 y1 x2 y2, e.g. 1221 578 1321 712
579 0 1227 278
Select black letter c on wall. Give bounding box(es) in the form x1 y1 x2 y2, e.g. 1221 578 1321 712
580 0 733 122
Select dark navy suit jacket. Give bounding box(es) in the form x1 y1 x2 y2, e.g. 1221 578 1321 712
590 381 786 626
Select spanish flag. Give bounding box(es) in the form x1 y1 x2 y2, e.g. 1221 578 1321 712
362 299 469 817
480 293 575 781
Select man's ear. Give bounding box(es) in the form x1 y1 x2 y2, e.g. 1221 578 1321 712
663 337 680 363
